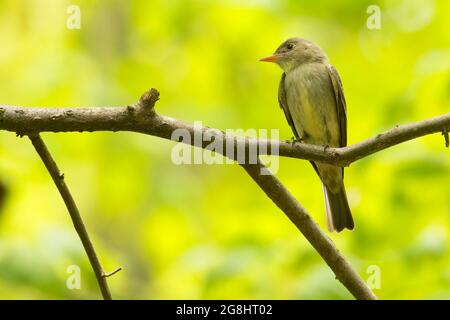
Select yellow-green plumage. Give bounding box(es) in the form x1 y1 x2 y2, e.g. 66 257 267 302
271 38 354 232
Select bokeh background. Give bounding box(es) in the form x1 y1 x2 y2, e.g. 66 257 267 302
0 0 449 299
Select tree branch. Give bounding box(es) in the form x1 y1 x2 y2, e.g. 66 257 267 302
28 134 113 300
3 89 447 300
0 91 448 167
241 159 377 300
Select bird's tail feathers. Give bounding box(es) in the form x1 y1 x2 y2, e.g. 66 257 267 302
323 184 354 232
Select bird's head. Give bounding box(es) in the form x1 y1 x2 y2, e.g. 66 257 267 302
260 38 327 72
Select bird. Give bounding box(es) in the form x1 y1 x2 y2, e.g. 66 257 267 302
260 38 354 232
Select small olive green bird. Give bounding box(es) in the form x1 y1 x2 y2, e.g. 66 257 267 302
260 38 354 232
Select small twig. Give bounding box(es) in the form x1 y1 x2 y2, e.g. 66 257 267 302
102 267 123 278
241 159 377 300
442 129 449 148
138 88 160 109
28 134 113 300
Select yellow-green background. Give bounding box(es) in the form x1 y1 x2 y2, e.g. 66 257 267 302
0 0 449 299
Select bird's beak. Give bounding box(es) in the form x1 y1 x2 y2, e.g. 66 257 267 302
259 54 280 63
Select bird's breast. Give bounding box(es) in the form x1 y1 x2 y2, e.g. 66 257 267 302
284 63 340 147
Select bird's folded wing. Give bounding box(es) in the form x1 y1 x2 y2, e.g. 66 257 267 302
278 72 300 139
326 65 347 148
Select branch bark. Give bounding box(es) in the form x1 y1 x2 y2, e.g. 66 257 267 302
2 89 447 300
241 159 376 300
0 92 448 166
28 134 113 300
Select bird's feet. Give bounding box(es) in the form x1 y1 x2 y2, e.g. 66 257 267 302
289 136 302 146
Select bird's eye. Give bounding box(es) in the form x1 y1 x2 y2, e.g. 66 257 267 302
287 43 294 50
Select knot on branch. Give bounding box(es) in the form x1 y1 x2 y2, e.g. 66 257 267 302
139 88 160 110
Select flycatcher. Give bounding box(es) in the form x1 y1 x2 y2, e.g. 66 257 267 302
260 38 354 232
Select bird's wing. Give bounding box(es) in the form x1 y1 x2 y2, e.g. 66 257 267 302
278 72 320 176
278 72 300 139
326 64 347 148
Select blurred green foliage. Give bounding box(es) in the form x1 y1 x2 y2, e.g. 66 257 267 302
0 0 449 299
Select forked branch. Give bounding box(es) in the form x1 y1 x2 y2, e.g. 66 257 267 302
2 89 447 300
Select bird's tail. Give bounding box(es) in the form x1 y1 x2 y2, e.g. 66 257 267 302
323 183 354 232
